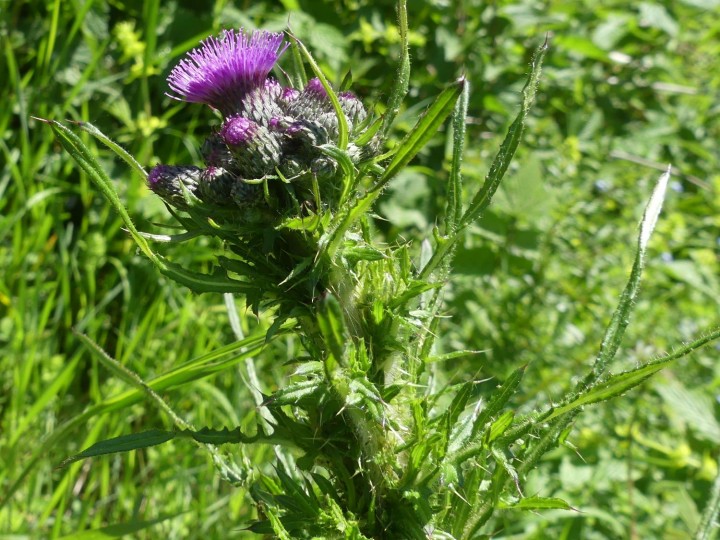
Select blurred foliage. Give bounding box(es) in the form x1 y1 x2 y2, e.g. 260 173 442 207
1 0 719 538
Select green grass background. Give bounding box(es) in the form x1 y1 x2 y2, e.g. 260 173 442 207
2 0 719 538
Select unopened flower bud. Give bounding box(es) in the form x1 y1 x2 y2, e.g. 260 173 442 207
201 134 235 170
220 116 281 178
198 166 236 205
339 91 367 131
278 86 300 111
231 178 262 208
286 77 333 119
147 165 201 207
241 78 284 126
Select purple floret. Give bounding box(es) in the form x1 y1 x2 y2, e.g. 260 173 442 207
166 29 288 116
220 116 258 146
304 78 327 98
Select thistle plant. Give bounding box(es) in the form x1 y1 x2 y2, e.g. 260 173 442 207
35 3 720 538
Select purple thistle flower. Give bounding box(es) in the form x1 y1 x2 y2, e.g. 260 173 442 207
166 29 288 116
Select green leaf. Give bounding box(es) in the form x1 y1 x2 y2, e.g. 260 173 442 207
59 430 176 467
73 120 147 181
486 411 514 443
446 75 469 233
181 426 253 445
472 365 526 438
546 328 720 421
459 39 548 230
580 167 670 386
317 293 348 367
268 380 324 406
57 515 179 539
498 496 575 511
375 78 465 193
43 119 158 264
382 0 410 136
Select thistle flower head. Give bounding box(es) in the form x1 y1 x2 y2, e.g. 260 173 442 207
166 29 288 116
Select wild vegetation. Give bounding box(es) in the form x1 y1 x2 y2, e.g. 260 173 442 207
2 1 719 538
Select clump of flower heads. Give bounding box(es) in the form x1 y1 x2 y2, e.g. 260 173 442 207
148 28 377 222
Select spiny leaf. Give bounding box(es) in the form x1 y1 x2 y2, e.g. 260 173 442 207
374 78 465 193
382 0 410 136
458 38 548 230
581 166 670 386
546 326 720 421
317 293 348 368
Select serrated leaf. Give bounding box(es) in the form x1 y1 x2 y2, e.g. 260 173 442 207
459 40 548 230
546 346 696 422
267 380 324 406
581 167 670 385
375 78 465 192
182 426 253 445
472 365 526 438
317 293 348 367
382 0 409 136
487 411 514 443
